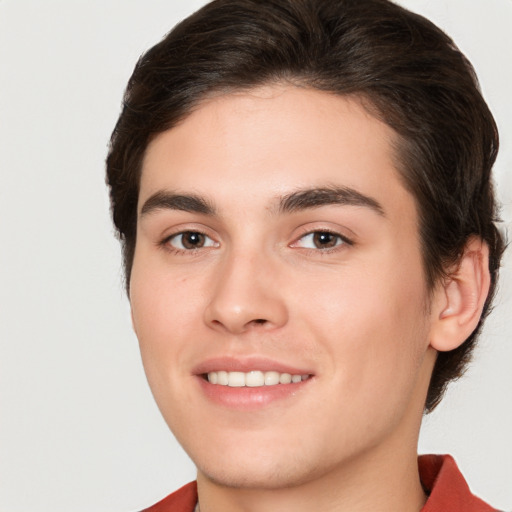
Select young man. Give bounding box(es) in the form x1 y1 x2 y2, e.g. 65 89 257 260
106 0 505 510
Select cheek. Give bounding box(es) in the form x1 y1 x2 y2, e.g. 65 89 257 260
131 248 206 331
129 261 206 389
294 254 429 395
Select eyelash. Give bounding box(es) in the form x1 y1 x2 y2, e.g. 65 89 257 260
160 228 354 255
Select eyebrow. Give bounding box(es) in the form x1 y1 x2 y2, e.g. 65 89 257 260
140 191 216 217
278 186 385 216
139 185 385 219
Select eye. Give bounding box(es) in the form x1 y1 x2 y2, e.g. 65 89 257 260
167 231 218 250
294 231 349 250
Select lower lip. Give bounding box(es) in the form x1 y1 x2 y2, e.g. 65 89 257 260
197 376 312 410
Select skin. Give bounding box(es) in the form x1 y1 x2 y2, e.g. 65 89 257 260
130 86 485 511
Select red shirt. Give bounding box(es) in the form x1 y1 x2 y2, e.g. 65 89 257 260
143 454 498 511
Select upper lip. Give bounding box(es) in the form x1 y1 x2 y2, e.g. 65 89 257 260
192 356 314 376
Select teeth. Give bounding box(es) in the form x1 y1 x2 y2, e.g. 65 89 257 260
264 371 279 386
217 371 229 385
207 370 310 387
245 371 264 387
228 371 245 387
279 373 292 384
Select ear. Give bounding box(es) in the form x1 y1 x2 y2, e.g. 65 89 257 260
429 238 491 352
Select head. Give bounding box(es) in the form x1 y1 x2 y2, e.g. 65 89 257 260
107 0 504 491
106 12 507 497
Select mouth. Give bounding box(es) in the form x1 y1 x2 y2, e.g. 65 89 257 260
204 370 311 387
194 357 314 409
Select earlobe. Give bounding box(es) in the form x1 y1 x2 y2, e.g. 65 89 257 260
429 238 490 352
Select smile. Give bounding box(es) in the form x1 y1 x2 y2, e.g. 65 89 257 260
207 370 311 387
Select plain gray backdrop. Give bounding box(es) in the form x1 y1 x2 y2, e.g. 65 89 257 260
0 1 510 511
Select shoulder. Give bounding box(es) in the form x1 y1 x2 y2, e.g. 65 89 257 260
141 481 197 512
419 454 501 512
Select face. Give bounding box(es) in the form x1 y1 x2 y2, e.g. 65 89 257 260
130 86 437 489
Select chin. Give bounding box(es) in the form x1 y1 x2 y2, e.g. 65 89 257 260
197 457 320 490
188 432 337 491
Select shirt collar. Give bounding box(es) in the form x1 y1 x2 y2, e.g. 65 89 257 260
419 454 496 512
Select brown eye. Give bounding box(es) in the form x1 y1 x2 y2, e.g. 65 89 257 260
293 230 350 250
168 231 217 250
182 232 205 249
312 232 339 248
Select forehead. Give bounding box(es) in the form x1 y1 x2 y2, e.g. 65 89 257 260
140 85 414 223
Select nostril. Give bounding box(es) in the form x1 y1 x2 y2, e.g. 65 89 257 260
253 319 267 324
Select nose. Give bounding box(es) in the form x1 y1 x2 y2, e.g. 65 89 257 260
203 249 288 335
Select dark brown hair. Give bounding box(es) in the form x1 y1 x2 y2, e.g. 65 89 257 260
106 0 504 411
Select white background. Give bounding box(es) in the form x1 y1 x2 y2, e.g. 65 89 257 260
0 1 510 511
